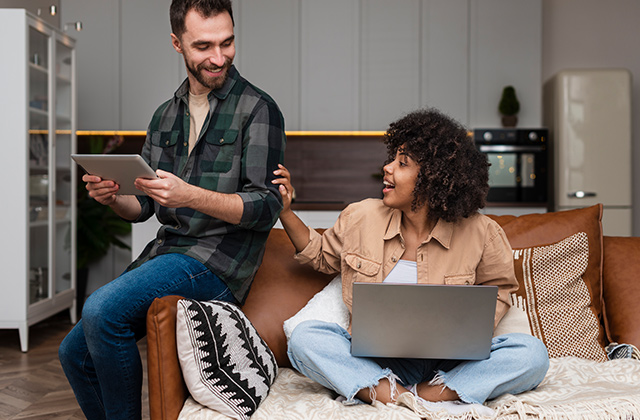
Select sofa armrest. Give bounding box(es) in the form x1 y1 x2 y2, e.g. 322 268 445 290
602 236 640 348
147 295 187 420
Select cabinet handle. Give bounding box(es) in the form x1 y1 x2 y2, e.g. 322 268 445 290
567 191 597 199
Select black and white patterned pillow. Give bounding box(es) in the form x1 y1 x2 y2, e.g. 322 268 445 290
176 299 278 420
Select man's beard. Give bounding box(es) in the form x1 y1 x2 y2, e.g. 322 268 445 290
186 57 232 90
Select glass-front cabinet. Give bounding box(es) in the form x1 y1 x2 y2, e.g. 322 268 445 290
0 9 76 351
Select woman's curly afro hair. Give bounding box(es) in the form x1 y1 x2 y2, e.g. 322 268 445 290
383 108 489 223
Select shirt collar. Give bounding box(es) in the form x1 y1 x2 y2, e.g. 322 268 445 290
383 208 403 241
382 208 454 249
174 65 238 103
429 218 454 249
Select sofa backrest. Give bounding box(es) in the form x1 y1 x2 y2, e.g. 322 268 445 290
241 228 334 367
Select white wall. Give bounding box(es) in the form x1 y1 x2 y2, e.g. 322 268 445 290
541 0 640 235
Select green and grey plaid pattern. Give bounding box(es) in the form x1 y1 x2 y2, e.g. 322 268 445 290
128 66 286 304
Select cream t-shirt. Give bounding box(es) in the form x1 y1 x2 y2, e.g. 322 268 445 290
188 91 211 154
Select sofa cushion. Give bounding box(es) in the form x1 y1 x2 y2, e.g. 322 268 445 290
512 232 607 361
602 236 640 348
283 275 349 342
488 204 606 350
176 299 278 420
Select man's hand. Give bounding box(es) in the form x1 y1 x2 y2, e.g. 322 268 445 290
83 174 119 206
82 173 142 220
134 169 194 208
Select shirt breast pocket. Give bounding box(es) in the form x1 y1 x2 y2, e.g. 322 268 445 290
344 254 381 282
444 272 476 285
201 129 239 174
150 130 179 171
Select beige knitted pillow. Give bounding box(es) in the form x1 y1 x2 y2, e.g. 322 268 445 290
512 232 607 361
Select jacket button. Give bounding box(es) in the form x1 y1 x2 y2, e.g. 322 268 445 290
165 140 170 145
391 257 397 262
357 262 361 269
219 138 224 144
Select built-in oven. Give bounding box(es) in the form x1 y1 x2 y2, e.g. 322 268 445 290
473 128 549 204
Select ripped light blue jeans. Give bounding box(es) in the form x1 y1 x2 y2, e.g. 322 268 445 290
287 320 549 404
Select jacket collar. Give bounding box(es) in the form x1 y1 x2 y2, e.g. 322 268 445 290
383 208 453 249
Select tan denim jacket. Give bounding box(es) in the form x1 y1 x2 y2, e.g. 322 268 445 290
295 199 518 330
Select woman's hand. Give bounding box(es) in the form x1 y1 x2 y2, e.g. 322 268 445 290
273 164 295 214
272 164 310 252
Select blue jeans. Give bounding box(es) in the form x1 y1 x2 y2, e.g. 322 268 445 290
288 320 549 404
59 253 237 420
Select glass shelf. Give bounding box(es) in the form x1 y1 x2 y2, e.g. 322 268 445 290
1 8 77 352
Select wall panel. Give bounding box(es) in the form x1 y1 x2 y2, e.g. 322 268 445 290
235 0 300 129
120 0 183 130
360 0 421 130
421 0 469 125
300 0 360 130
469 0 542 127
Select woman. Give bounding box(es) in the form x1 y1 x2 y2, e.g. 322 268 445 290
272 108 549 411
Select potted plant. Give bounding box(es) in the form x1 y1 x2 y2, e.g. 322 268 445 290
75 135 132 315
498 85 520 127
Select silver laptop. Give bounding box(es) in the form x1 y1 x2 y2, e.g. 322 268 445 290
350 283 498 360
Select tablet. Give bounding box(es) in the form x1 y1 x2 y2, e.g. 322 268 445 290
71 154 158 195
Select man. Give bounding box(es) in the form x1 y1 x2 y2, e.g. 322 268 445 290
59 1 286 419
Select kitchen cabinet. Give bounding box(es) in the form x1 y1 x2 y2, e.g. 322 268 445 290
360 0 422 129
299 0 361 130
469 0 543 127
235 0 301 131
0 9 77 351
62 0 541 131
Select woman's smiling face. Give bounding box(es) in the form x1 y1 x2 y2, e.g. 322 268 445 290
382 147 421 212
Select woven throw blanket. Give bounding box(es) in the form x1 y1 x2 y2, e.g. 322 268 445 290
179 357 640 420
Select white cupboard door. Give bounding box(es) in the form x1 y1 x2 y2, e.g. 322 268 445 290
469 0 542 128
120 0 183 130
60 0 120 130
421 0 469 125
300 0 360 130
360 0 421 130
235 0 301 130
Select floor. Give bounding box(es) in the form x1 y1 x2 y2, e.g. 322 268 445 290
0 311 149 419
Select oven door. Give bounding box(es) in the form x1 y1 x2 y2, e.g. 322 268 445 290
479 145 547 203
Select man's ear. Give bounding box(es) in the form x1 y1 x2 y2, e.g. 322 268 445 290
171 33 183 54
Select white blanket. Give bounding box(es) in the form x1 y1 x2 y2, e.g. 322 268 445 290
178 357 640 420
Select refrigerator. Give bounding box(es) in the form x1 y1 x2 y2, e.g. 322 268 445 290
544 68 632 236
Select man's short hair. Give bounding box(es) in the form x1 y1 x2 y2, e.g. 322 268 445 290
170 0 234 38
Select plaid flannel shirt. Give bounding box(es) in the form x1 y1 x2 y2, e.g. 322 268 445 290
128 66 286 304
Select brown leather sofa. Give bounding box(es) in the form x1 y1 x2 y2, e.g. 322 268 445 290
146 205 640 420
